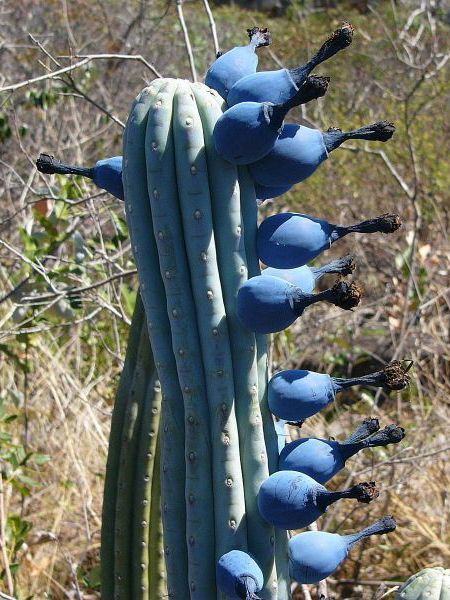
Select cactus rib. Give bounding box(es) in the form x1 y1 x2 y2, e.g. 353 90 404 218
148 433 167 598
123 80 189 598
172 81 248 568
192 82 278 598
114 315 155 598
145 79 216 597
132 371 163 598
101 291 146 599
238 166 291 600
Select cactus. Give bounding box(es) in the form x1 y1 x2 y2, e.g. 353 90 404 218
91 23 401 600
106 77 290 599
101 291 166 598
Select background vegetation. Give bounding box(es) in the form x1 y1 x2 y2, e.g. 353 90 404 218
0 0 449 598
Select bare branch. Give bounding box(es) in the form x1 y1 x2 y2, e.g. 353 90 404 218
202 0 220 56
0 54 162 94
176 0 197 82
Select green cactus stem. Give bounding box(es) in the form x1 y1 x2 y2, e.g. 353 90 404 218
172 81 248 567
148 434 167 598
101 291 146 600
123 81 189 598
132 372 163 598
192 82 278 598
144 79 216 596
238 165 291 600
114 313 156 598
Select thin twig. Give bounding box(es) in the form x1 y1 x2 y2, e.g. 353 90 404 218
202 0 220 56
176 0 197 82
0 54 162 93
20 268 137 304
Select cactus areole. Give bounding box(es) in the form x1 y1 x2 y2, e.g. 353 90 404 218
396 567 450 600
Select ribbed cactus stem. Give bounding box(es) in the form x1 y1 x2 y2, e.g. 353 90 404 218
114 318 155 598
101 291 146 600
123 81 189 597
339 424 406 460
318 481 379 511
132 372 162 598
36 152 94 178
310 255 355 280
343 417 380 444
333 360 411 392
238 169 290 599
193 82 277 597
145 79 216 596
323 120 396 152
344 516 397 548
172 82 248 568
149 435 167 597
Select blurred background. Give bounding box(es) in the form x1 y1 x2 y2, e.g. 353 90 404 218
0 0 449 598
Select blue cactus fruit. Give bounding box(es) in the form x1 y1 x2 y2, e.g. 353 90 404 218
36 153 124 200
237 275 361 334
262 255 355 293
289 516 397 583
217 550 264 600
257 211 401 268
249 121 396 196
255 182 293 202
213 75 329 165
205 27 272 100
268 361 411 421
228 22 353 106
279 421 406 483
257 471 378 529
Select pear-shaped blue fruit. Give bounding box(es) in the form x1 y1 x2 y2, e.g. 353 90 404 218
257 211 401 268
217 550 263 600
279 422 405 483
257 470 378 530
249 121 395 192
205 27 272 100
289 516 397 583
268 361 411 421
36 153 124 200
228 22 353 106
255 182 292 202
213 75 329 165
236 276 361 334
262 255 355 293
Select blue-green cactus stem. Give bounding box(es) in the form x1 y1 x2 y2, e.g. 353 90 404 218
148 399 168 598
237 168 290 600
144 79 216 598
132 372 163 598
123 81 189 598
114 315 155 598
172 81 248 568
192 82 278 599
101 291 146 600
